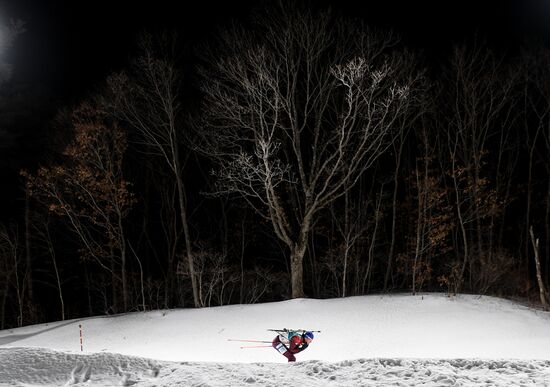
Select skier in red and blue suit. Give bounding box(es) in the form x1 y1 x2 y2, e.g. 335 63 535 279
272 330 314 362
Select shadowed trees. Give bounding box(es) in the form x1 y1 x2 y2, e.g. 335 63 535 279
23 103 135 312
2 5 550 328
106 34 201 308
436 43 517 291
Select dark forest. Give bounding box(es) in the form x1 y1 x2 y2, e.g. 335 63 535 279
1 0 550 328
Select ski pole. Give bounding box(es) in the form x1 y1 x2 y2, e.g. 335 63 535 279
228 339 272 343
240 345 272 349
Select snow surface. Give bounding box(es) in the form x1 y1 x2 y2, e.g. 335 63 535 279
0 293 550 386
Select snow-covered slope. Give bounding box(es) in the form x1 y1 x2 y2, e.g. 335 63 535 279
0 293 549 386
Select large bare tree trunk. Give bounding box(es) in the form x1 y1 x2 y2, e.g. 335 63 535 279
289 215 314 298
290 244 306 298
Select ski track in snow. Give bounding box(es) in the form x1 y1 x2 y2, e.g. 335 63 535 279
1 348 550 386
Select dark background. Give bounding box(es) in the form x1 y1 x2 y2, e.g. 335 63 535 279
1 0 548 223
4 0 547 101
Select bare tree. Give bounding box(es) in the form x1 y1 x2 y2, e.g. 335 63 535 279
31 214 66 321
441 43 515 289
107 33 201 308
158 180 180 307
0 224 24 327
363 184 385 293
241 266 277 304
384 123 408 291
24 103 135 311
195 6 420 297
177 248 238 307
523 46 550 285
410 156 453 294
332 189 366 297
529 227 550 310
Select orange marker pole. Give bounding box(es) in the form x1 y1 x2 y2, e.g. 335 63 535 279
79 324 83 351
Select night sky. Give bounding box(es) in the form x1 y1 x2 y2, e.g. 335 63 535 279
5 0 546 101
0 0 548 220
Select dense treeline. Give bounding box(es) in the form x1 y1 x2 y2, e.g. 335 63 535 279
2 4 550 328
